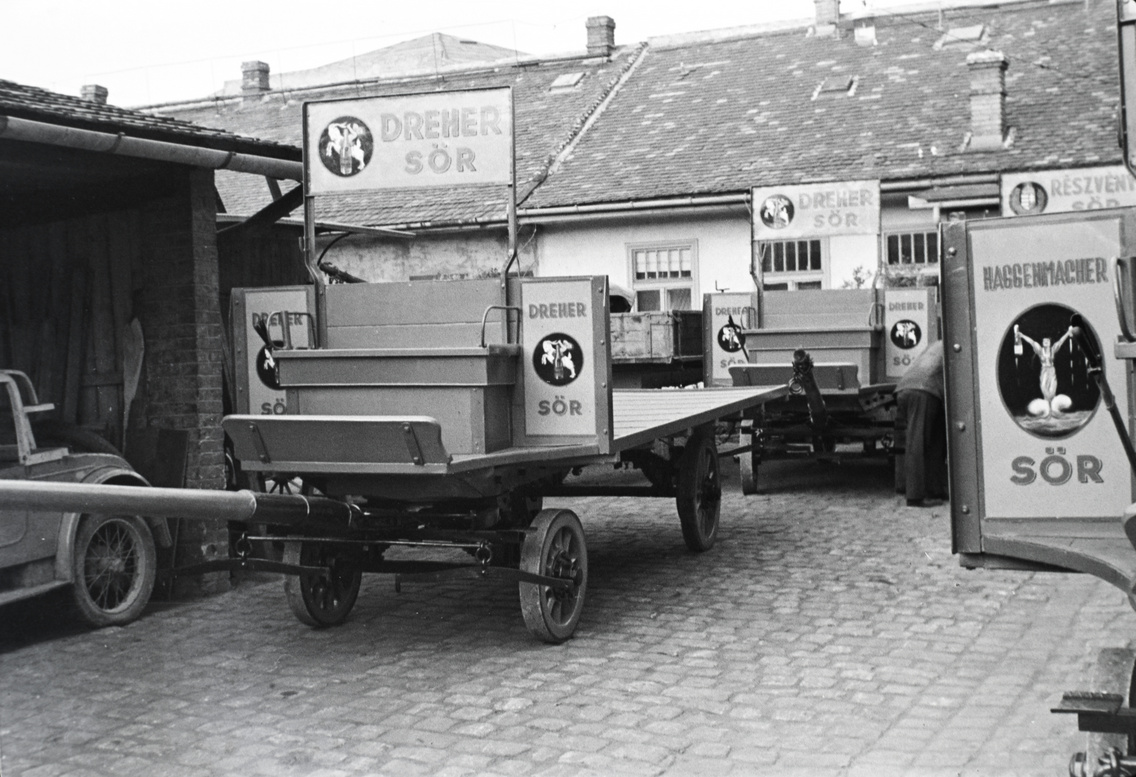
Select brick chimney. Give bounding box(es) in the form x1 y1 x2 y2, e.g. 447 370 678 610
81 84 108 105
586 16 616 58
814 0 841 38
241 61 271 98
967 50 1008 151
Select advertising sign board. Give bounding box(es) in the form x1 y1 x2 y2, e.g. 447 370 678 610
517 277 612 452
1001 166 1136 217
230 287 315 416
304 87 513 194
945 212 1132 523
752 180 880 240
883 288 937 382
703 292 758 386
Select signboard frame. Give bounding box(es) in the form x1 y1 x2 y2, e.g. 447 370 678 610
702 292 758 386
230 286 317 416
300 87 518 322
513 276 614 453
942 208 1136 562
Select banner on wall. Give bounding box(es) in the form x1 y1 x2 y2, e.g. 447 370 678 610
752 180 880 240
1001 165 1136 217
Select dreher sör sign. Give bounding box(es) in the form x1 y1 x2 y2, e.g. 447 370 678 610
304 88 513 194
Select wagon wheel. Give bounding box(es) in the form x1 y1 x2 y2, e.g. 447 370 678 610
676 427 721 552
518 509 587 644
283 542 362 628
739 426 761 496
70 514 157 628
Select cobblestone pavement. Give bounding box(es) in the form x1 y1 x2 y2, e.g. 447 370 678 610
2 456 1135 777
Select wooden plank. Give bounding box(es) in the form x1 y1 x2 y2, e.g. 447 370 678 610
7 226 33 374
62 254 88 425
46 227 71 409
612 385 789 448
327 322 507 349
982 533 1136 593
90 214 121 442
762 289 876 330
324 278 505 327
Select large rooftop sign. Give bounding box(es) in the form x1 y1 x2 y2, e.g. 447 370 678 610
303 87 513 194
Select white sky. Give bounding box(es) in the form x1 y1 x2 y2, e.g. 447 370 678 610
2 0 937 107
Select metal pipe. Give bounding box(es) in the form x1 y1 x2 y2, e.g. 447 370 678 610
521 193 749 218
0 114 302 181
0 480 356 528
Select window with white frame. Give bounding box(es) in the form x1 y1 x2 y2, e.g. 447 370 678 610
629 242 695 311
758 238 824 290
885 230 939 266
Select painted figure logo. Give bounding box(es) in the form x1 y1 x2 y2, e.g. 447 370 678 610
533 334 584 387
760 195 794 230
318 117 374 177
717 316 745 353
255 345 281 390
1008 181 1048 216
997 303 1100 439
890 320 922 350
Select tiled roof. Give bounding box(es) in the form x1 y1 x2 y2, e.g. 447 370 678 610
160 48 643 224
526 0 1122 208
217 34 525 96
152 0 1122 224
0 80 299 160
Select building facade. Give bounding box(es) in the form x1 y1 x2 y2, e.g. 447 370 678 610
149 0 1125 306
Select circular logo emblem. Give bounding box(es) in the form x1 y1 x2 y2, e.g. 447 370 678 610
255 346 281 390
760 195 795 230
997 303 1100 439
1008 181 1048 216
318 117 374 177
533 334 584 386
890 320 922 350
717 320 745 353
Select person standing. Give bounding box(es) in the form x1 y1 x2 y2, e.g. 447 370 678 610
896 340 947 507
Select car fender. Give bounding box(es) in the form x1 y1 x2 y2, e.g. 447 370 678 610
54 463 173 583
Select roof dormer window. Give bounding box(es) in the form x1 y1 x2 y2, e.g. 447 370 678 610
935 24 986 50
550 73 585 93
814 76 856 99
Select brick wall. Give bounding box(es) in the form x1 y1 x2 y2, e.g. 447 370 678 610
135 168 228 596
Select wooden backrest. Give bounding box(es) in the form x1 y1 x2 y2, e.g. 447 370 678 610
322 278 511 349
761 289 878 331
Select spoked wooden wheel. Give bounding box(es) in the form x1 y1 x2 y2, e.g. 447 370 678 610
518 509 587 644
676 427 721 552
283 542 362 628
71 514 157 627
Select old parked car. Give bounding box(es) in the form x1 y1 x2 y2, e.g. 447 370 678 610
0 370 168 627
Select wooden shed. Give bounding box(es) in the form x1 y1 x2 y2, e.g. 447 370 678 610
0 80 302 592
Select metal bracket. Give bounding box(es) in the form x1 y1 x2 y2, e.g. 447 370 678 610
244 421 272 464
402 423 424 465
1053 691 1136 736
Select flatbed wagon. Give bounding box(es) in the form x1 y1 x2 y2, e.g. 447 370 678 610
208 273 789 642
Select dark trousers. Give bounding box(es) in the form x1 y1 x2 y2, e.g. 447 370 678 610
896 389 948 503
